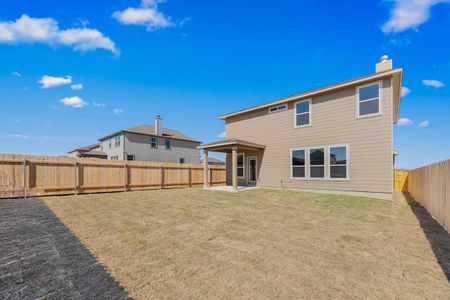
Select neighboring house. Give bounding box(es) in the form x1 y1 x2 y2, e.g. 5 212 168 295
200 56 403 199
68 144 107 159
201 157 226 166
95 116 201 163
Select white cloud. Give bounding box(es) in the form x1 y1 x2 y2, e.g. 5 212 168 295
423 79 445 88
71 83 83 90
6 134 29 139
60 96 88 108
401 87 410 97
11 71 21 77
218 131 226 139
93 102 106 107
396 118 414 126
38 75 72 88
113 108 124 114
0 14 119 54
112 0 175 31
382 0 450 33
418 121 431 127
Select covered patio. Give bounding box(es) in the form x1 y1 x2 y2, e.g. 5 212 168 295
199 139 265 191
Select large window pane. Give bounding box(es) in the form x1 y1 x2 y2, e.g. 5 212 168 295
296 114 309 126
359 84 379 101
330 166 346 178
296 101 309 114
359 99 379 115
237 154 243 167
292 167 305 178
237 168 244 177
310 148 324 165
330 147 347 164
292 150 305 166
310 166 324 178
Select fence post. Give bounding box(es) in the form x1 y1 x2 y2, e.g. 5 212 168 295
188 167 192 188
74 159 78 195
160 165 164 189
124 162 128 192
23 159 27 199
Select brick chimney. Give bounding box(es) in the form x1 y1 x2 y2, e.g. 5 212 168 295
376 55 392 73
155 115 162 136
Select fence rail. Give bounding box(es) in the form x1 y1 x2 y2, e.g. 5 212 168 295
407 159 449 232
0 154 226 199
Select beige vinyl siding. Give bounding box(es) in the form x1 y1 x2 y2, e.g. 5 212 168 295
225 78 393 195
124 132 201 164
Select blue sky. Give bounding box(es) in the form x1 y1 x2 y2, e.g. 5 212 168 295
0 0 449 169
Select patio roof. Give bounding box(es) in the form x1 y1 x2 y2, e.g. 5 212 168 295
198 139 265 152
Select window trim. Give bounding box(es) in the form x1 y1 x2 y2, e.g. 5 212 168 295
237 153 245 179
294 99 312 128
268 104 288 114
356 81 383 119
308 146 326 180
328 144 350 181
150 137 158 149
290 148 307 180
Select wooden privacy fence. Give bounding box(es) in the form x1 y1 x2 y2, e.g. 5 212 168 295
0 154 226 199
394 169 409 192
407 159 450 233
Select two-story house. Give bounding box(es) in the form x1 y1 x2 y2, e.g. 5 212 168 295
200 56 403 199
69 116 202 163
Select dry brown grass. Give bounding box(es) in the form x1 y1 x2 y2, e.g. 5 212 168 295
42 188 450 299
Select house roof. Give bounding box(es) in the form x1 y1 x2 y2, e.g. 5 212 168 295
220 68 403 123
98 124 201 143
199 138 265 152
82 150 107 157
68 143 100 154
207 157 225 163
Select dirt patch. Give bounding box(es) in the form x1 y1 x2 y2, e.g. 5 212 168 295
0 197 129 299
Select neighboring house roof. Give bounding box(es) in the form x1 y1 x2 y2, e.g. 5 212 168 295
68 143 100 154
83 150 107 157
201 157 225 164
220 68 403 123
98 125 201 143
208 157 225 164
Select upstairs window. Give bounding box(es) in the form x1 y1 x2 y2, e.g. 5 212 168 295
114 136 121 147
358 83 380 117
237 154 244 178
291 149 306 178
310 148 325 178
165 139 172 150
109 139 112 149
295 100 311 127
330 146 348 179
150 137 158 149
268 104 287 114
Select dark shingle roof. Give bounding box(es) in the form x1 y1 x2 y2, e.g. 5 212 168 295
68 143 100 154
98 125 201 143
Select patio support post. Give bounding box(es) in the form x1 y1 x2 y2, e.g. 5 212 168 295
232 146 238 191
203 150 209 188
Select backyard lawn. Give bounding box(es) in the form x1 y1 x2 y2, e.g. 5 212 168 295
3 188 450 299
